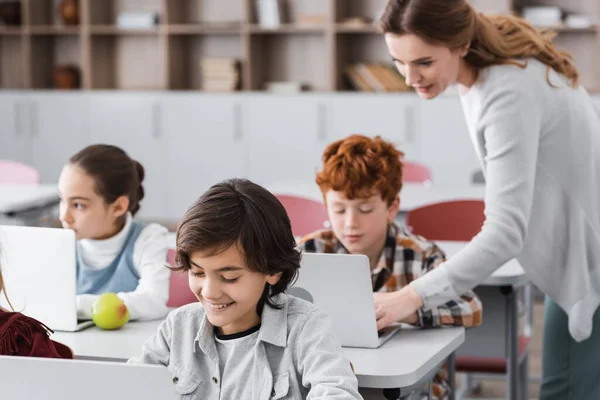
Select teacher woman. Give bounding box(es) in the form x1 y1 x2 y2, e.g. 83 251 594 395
374 0 600 398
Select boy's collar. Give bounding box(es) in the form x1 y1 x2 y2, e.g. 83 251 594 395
257 294 288 347
194 312 218 360
374 223 399 270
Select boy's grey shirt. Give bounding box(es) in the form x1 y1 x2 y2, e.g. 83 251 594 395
128 294 363 400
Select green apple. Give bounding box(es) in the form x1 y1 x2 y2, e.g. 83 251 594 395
91 293 130 330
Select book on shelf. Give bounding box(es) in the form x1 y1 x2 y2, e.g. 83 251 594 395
297 15 327 26
338 17 373 28
256 0 287 28
522 6 563 27
117 12 159 29
345 63 411 92
200 58 241 92
265 81 303 93
564 14 596 29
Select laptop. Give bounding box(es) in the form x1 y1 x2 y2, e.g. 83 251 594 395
0 225 94 332
0 356 178 400
288 253 400 348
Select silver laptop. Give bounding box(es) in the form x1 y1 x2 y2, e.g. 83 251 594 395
0 225 94 332
288 253 400 348
0 356 178 400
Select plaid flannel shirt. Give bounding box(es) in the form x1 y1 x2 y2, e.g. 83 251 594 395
297 223 483 399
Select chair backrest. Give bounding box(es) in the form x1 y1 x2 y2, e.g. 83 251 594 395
275 194 329 237
406 200 485 241
0 160 40 184
166 248 198 308
402 161 432 185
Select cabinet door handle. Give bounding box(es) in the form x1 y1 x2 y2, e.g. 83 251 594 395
14 101 22 136
233 101 243 141
30 101 39 137
152 101 161 138
317 101 327 141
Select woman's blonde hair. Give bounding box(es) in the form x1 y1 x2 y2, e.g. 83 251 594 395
380 0 579 87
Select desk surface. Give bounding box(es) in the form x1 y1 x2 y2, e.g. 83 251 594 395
437 241 527 287
52 320 464 389
265 181 486 212
52 320 161 362
346 326 464 388
0 184 60 214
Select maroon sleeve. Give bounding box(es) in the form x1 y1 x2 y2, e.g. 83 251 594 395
0 312 65 358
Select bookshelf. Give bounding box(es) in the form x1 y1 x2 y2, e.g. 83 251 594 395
0 34 25 88
0 0 597 92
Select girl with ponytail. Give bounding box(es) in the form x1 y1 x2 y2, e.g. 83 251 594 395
58 144 170 322
376 1 600 398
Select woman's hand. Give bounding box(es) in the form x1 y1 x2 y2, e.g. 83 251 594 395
374 285 424 330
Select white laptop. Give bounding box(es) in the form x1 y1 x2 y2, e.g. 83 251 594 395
0 225 94 332
288 253 400 348
0 356 178 400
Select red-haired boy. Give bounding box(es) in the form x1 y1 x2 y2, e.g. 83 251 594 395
297 134 482 399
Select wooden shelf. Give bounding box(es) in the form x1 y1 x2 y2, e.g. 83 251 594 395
90 25 160 35
535 24 598 34
166 34 243 90
0 27 23 36
166 24 242 35
335 24 379 34
29 26 81 35
0 0 598 92
29 34 82 89
248 24 327 34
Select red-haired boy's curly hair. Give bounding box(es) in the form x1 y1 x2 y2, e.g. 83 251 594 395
316 134 404 205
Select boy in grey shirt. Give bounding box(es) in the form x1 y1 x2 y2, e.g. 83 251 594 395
129 178 362 400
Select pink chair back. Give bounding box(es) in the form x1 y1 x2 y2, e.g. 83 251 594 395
402 161 432 184
166 248 198 308
406 200 485 241
0 160 40 184
275 194 329 237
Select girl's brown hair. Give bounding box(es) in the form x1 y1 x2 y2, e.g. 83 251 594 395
69 144 145 216
380 0 579 87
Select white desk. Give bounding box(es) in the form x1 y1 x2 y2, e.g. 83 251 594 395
437 240 528 400
347 326 464 391
0 184 60 223
53 320 464 395
265 181 486 213
52 320 163 362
